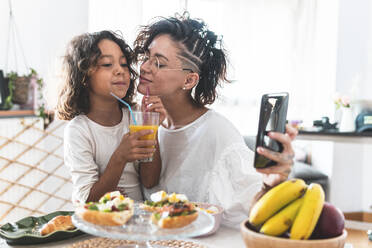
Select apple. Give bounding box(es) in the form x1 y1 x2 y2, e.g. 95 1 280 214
312 202 345 239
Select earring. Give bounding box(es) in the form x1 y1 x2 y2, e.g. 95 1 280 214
182 86 186 90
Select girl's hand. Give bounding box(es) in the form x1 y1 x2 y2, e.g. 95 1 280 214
141 96 168 127
115 130 156 163
255 125 296 187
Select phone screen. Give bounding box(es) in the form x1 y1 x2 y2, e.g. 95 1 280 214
254 93 289 168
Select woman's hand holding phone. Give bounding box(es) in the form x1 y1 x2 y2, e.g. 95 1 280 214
255 124 297 187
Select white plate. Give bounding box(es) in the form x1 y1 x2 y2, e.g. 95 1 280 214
72 203 214 241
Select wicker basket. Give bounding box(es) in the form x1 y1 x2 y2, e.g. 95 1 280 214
12 76 30 104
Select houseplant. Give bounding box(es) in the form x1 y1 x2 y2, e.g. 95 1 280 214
3 70 30 109
334 94 355 132
3 69 48 122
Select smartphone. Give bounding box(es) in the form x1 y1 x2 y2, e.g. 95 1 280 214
254 92 289 168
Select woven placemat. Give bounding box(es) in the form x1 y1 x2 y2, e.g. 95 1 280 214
67 237 208 248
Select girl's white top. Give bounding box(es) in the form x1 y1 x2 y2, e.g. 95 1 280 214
64 109 141 204
144 109 263 228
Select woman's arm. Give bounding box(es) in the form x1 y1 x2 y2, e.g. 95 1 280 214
255 124 298 187
139 135 162 188
248 183 272 215
208 143 263 228
139 95 166 188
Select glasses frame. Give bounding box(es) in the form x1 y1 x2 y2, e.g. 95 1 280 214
139 52 193 74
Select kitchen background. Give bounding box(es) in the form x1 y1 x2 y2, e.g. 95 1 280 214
0 0 371 224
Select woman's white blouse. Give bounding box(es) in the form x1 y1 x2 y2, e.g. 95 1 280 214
144 109 263 228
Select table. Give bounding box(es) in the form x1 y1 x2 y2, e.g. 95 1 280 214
0 227 370 248
0 226 244 248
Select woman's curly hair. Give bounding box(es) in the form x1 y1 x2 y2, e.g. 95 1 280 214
56 30 137 120
133 12 229 106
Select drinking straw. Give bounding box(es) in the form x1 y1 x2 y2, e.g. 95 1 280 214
110 92 137 125
146 86 150 101
142 86 150 123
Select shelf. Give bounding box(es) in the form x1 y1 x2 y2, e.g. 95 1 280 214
298 130 372 143
299 130 372 137
0 110 36 118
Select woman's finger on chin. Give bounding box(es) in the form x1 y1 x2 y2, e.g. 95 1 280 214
145 96 161 104
146 103 162 112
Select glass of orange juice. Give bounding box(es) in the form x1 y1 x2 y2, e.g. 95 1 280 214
129 111 159 162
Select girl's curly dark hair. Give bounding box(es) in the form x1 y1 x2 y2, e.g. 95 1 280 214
133 12 229 106
57 30 137 120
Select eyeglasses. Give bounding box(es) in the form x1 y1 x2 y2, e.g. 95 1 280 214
138 52 193 74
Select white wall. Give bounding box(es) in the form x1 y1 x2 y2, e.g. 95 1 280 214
0 0 89 107
336 0 371 100
367 2 372 99
329 0 372 213
362 143 372 213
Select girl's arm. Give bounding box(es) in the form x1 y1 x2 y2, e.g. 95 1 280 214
86 130 156 202
85 151 127 202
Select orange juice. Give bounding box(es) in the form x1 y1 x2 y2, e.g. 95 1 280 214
129 125 158 146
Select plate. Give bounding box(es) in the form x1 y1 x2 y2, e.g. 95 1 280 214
72 203 215 241
193 202 224 236
0 211 84 245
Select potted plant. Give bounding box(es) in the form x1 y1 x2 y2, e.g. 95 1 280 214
334 93 355 132
1 70 30 110
12 72 30 105
1 69 49 124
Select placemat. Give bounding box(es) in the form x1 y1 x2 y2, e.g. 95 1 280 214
67 237 208 248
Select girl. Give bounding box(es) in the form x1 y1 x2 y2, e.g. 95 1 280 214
134 14 297 227
57 31 161 204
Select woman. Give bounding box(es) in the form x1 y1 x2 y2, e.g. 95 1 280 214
134 13 297 227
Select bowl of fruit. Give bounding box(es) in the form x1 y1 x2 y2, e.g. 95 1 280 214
240 179 347 248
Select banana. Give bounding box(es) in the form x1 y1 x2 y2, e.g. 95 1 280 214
260 197 304 236
249 179 307 226
290 183 325 240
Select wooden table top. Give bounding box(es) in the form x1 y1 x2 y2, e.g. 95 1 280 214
346 228 372 248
